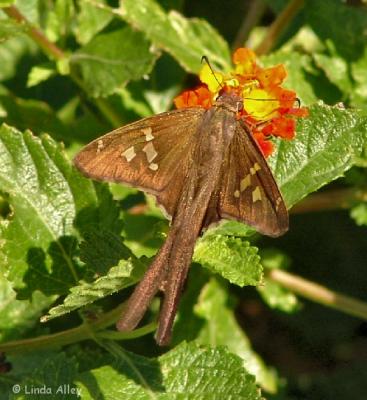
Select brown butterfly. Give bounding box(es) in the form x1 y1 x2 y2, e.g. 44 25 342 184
74 90 288 345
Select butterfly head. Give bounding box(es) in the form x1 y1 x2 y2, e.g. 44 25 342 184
215 90 244 113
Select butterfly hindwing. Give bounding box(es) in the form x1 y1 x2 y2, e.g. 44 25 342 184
219 120 288 237
74 107 205 217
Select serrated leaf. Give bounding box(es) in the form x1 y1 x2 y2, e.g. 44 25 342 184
270 104 367 208
193 235 262 287
0 124 121 299
41 257 147 322
76 341 261 399
121 0 231 73
72 27 158 97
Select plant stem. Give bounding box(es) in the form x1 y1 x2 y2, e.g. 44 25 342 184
255 0 305 55
268 268 367 320
2 6 65 60
0 303 154 355
232 0 267 50
2 5 123 128
290 187 367 214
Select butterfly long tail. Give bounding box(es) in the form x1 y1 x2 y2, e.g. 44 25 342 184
155 229 198 345
116 231 175 332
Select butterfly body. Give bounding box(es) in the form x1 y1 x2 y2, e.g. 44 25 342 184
74 91 288 345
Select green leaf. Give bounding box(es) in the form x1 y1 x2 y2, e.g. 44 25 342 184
306 0 367 61
26 64 56 87
181 278 279 393
0 278 52 342
43 0 76 43
313 51 352 95
258 280 300 313
41 257 147 322
0 1 15 7
76 341 261 399
72 27 158 97
10 353 79 399
350 203 367 226
76 0 113 45
0 124 121 298
121 0 231 73
204 220 255 238
193 235 262 287
0 35 37 82
270 104 367 208
0 19 26 39
0 92 69 140
350 47 367 108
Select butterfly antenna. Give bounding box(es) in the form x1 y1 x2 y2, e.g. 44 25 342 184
201 55 224 89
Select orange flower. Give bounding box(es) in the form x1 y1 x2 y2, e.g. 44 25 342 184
174 86 212 109
173 47 308 157
253 131 274 158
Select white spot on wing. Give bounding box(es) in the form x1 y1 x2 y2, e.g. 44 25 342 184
240 175 251 192
142 127 154 141
250 163 261 175
122 146 136 162
97 139 104 154
234 190 240 198
143 142 158 163
149 163 158 171
275 197 282 211
252 186 262 203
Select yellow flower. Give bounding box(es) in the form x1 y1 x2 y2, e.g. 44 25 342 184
243 88 280 120
199 64 224 93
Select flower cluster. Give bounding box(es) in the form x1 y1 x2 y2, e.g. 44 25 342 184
174 48 308 157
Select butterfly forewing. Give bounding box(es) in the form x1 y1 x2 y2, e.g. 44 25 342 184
219 120 288 237
74 108 205 217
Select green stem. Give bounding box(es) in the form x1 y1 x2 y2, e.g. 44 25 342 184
2 6 65 60
255 0 305 55
232 0 267 50
290 187 367 214
268 268 367 320
96 322 157 340
0 303 153 355
2 5 123 128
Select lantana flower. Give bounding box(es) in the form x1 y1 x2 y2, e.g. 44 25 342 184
174 47 308 157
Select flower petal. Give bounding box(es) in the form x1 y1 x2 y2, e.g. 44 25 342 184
199 64 224 93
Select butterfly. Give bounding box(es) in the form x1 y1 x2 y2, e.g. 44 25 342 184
74 89 288 345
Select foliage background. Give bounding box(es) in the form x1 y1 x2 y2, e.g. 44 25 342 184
0 0 367 399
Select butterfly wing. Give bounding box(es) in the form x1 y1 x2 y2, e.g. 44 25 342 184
74 107 205 218
218 120 288 237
